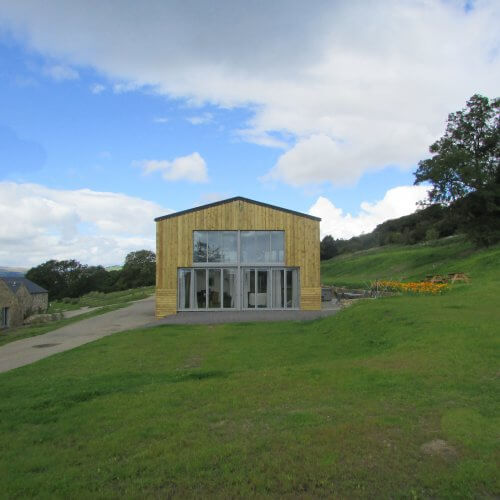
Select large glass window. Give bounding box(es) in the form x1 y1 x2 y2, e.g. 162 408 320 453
194 230 283 264
240 231 284 264
194 231 237 263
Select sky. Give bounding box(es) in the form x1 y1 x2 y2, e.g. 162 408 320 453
0 0 498 267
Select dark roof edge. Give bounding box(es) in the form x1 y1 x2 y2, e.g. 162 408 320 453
154 196 321 222
0 277 48 294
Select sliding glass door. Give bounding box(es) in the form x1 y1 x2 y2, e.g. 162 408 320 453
179 268 238 310
241 267 298 310
179 266 298 311
223 269 237 308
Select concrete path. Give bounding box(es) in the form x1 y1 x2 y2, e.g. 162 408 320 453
0 296 155 374
62 306 101 319
154 305 342 325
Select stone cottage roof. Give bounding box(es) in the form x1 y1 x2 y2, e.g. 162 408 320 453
0 277 48 295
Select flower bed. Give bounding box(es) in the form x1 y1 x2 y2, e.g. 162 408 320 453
373 280 449 295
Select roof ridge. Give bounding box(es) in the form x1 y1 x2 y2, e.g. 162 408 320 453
0 276 48 294
154 196 321 222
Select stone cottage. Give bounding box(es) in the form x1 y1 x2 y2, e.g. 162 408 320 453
0 277 48 328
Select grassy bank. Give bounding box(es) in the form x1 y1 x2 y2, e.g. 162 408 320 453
0 242 498 497
48 286 154 312
320 236 499 288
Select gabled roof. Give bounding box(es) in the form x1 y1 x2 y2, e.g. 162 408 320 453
154 196 321 222
0 277 48 295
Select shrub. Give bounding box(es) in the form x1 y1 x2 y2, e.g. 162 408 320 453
425 228 440 242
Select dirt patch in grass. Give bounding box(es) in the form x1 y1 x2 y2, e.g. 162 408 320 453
420 439 458 461
180 354 203 370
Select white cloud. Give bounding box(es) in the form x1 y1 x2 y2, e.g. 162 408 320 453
42 64 79 81
135 152 208 182
237 129 288 149
309 185 430 239
186 112 213 125
90 82 105 94
0 1 498 184
153 117 169 123
0 182 171 267
112 81 141 94
193 192 229 207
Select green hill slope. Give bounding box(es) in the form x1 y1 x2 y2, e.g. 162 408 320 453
321 236 500 288
0 238 498 497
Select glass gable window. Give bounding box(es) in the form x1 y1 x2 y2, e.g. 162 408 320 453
240 231 284 264
193 230 283 264
193 231 237 263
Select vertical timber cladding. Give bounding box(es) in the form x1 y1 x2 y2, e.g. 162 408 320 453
155 198 321 318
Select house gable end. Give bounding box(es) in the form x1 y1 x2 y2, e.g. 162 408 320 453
154 196 321 223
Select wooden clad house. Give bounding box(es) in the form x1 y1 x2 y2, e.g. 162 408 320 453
155 197 321 318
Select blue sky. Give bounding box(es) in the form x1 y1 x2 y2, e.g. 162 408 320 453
0 1 498 267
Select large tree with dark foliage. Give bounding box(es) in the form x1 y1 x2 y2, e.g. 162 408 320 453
118 250 156 289
25 260 109 300
414 94 499 204
414 94 499 246
320 235 338 260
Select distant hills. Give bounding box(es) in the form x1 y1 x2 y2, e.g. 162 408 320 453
0 265 122 278
0 266 28 277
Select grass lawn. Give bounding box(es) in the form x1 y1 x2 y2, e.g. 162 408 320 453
0 240 498 497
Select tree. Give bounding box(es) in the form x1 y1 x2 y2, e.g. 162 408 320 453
320 235 338 260
414 94 499 204
26 259 87 300
118 250 156 288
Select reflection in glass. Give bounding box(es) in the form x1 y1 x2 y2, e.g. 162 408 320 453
221 232 237 263
207 232 222 262
178 269 192 309
240 231 255 263
257 269 269 307
209 269 221 308
271 232 285 262
286 269 299 308
272 269 284 308
195 269 206 308
243 269 255 308
193 231 207 262
240 231 284 263
223 269 237 308
194 231 237 263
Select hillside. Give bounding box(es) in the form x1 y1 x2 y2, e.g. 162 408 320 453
321 235 499 288
0 240 498 497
